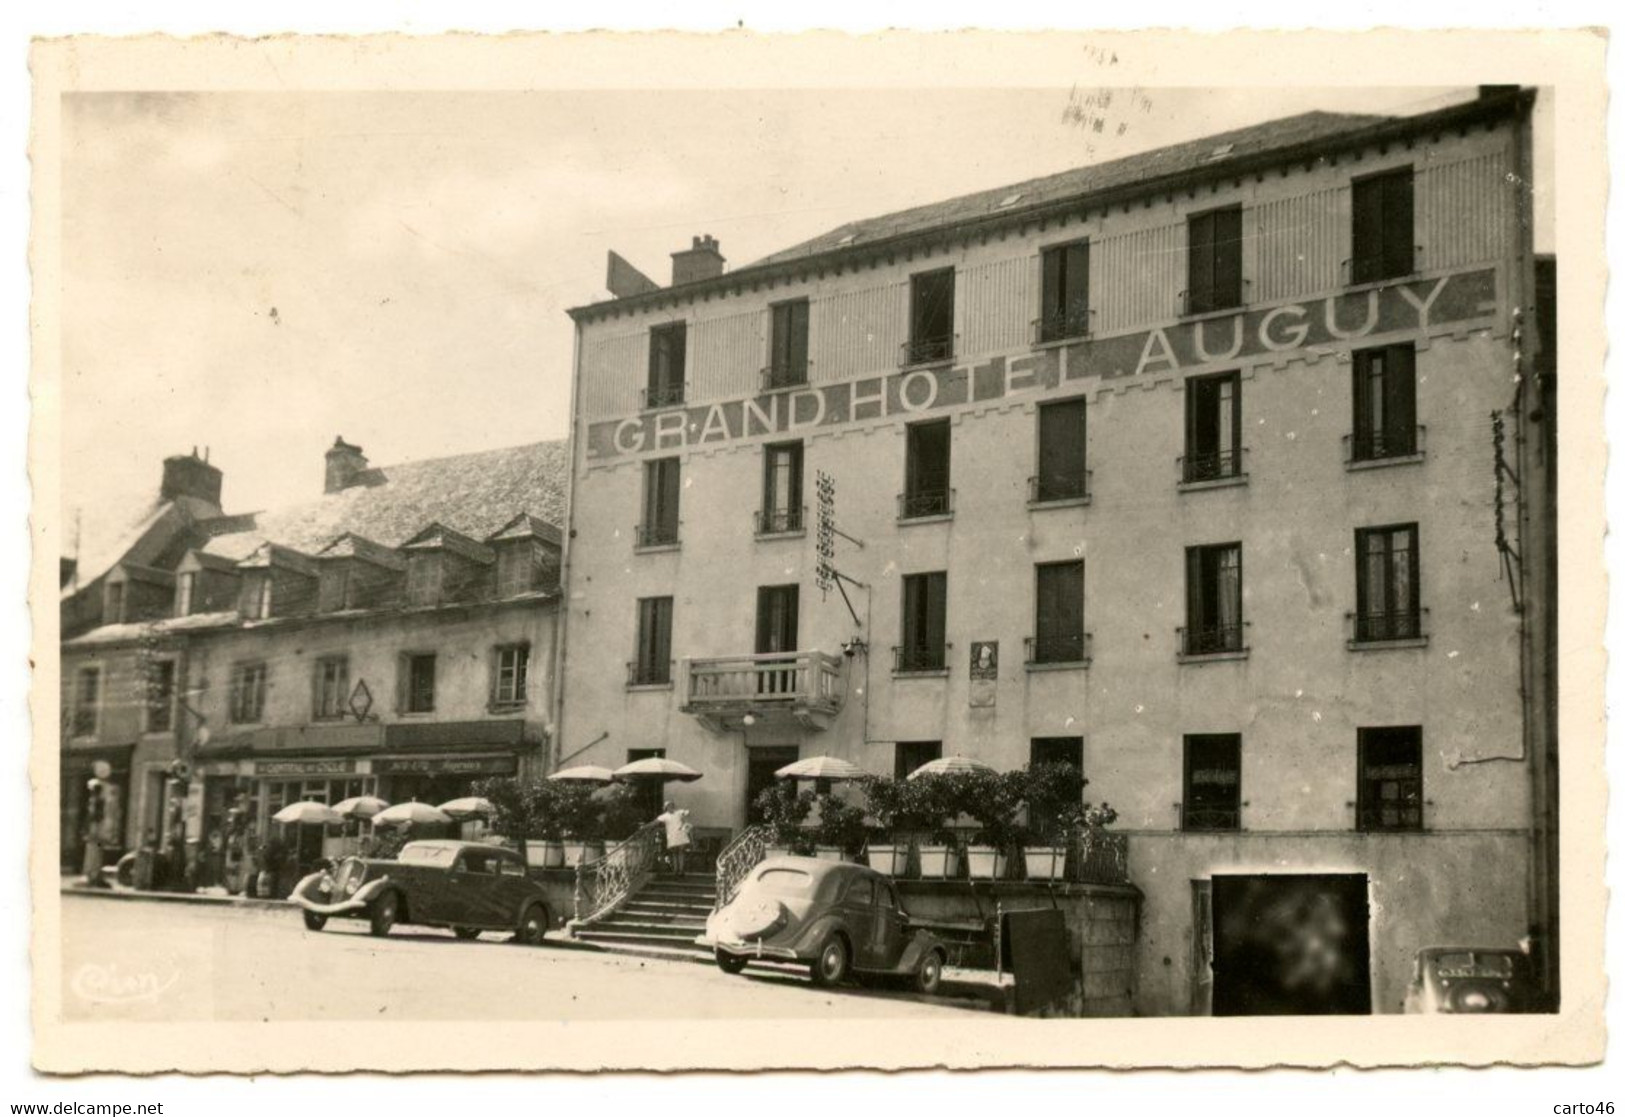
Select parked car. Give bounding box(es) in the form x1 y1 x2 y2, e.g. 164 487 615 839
291 840 552 945
1402 946 1537 1013
700 855 948 993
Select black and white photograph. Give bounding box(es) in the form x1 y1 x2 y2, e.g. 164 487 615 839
21 25 1608 1081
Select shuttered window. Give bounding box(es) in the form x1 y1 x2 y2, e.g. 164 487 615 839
633 596 674 685
1184 371 1242 482
313 656 349 720
402 654 436 714
905 268 955 364
1357 726 1423 832
1185 543 1244 655
1186 206 1243 314
1351 344 1418 460
230 662 267 724
1033 560 1087 664
1351 167 1415 284
1034 397 1088 502
72 667 101 737
1183 734 1241 831
647 322 687 407
898 572 948 672
640 457 681 547
901 419 952 518
768 299 810 387
1355 523 1421 640
493 644 529 706
760 442 804 533
145 660 176 733
1039 240 1090 341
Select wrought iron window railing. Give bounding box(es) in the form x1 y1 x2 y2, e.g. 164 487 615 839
1028 470 1091 504
641 382 686 410
1342 248 1423 287
1352 608 1425 643
897 488 954 520
634 521 680 549
1032 310 1092 345
1177 280 1250 318
1180 448 1245 484
760 363 808 391
892 643 949 673
626 659 673 687
754 506 805 536
1179 623 1246 657
1025 632 1092 667
899 334 955 367
1347 424 1425 463
1356 803 1423 833
1181 804 1240 832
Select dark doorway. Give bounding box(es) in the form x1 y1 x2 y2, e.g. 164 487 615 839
625 748 666 822
745 746 799 823
1210 874 1372 1015
755 585 800 696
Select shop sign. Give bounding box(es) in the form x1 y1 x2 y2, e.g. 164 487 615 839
586 267 1498 462
254 758 358 777
373 756 518 776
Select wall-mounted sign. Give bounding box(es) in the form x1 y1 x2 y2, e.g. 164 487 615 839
349 680 374 722
255 758 359 778
586 268 1498 462
815 470 836 596
373 755 518 776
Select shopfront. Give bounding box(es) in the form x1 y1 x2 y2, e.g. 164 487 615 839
60 743 133 871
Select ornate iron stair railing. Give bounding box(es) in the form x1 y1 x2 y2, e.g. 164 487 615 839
569 821 663 931
712 824 771 911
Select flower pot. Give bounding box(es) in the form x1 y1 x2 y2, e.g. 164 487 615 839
1023 846 1068 882
527 841 566 869
813 845 845 863
562 840 603 867
865 843 910 876
917 845 960 880
965 846 1008 880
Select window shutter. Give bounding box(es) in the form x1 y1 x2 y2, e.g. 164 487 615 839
1186 547 1205 632
926 573 947 659
1187 211 1214 312
1387 344 1416 438
1041 246 1064 327
1384 171 1414 278
1214 208 1243 308
1066 241 1090 327
789 301 809 377
1351 176 1383 284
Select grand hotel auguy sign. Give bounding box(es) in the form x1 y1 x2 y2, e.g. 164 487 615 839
587 268 1498 462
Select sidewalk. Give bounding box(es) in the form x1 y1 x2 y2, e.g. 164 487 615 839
61 881 290 910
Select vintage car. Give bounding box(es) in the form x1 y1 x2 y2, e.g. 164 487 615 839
1402 946 1537 1014
292 839 553 944
700 856 948 994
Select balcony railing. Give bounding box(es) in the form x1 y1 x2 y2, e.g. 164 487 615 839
1031 310 1092 346
897 488 954 521
1069 829 1129 885
754 506 805 536
893 643 950 674
760 363 808 392
1179 622 1247 658
634 521 680 549
1181 804 1241 832
1356 803 1423 833
1346 424 1426 464
1179 448 1245 484
1342 248 1422 287
1351 607 1426 643
1178 280 1250 318
641 382 687 410
680 651 844 729
1025 632 1092 667
1028 471 1091 505
626 659 673 687
899 334 955 367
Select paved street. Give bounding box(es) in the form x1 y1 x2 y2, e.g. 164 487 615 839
60 894 991 1023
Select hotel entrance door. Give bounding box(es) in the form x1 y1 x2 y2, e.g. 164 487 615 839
745 746 799 823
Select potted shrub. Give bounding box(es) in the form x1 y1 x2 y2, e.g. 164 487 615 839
811 793 867 862
754 782 813 858
1022 761 1085 881
555 783 605 866
474 775 560 868
253 833 289 898
910 773 962 880
860 777 914 876
960 769 1025 881
525 780 567 869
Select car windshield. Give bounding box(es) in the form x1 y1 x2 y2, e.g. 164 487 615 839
397 845 458 865
1435 952 1516 978
752 867 815 894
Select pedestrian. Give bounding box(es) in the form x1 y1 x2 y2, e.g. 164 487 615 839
654 799 692 876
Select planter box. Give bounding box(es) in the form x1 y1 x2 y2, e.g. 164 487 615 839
527 841 566 869
865 844 910 876
917 845 960 880
1023 846 1068 882
965 846 1009 880
813 846 845 863
562 841 604 867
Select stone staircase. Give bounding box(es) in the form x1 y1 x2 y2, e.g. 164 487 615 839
570 873 716 959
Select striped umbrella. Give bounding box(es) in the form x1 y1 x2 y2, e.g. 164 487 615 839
907 755 996 780
775 755 870 781
548 765 618 783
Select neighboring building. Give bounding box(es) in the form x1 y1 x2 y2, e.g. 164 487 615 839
559 89 1551 1015
60 437 569 875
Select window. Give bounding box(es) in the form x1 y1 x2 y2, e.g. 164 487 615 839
144 659 176 733
1029 737 1084 834
71 666 100 737
1186 206 1243 315
768 299 810 388
493 644 529 706
900 418 952 519
1357 726 1423 832
175 572 195 617
242 574 273 620
1033 397 1088 502
897 571 948 672
318 565 352 612
1031 560 1088 665
1184 543 1244 655
313 656 349 720
1039 240 1091 342
894 740 942 780
1183 734 1241 831
904 268 954 365
1351 344 1418 461
496 542 546 598
639 457 681 547
1355 524 1421 641
1351 166 1415 284
403 653 436 714
632 596 673 685
1183 371 1243 482
759 442 804 534
647 322 687 408
105 582 125 624
230 662 267 724
406 555 443 606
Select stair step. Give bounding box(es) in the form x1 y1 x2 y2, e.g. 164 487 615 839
617 906 711 923
589 918 708 935
575 927 707 947
638 892 716 905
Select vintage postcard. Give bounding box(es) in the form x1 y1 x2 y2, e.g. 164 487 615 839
27 29 1608 1072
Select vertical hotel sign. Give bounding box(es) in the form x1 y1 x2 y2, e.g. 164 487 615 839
586 269 1499 461
815 470 835 597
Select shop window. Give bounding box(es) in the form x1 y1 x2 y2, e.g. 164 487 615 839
758 442 804 535
900 419 952 519
768 299 810 388
904 267 954 365
1033 397 1088 503
493 644 529 707
144 659 176 734
896 571 947 672
646 322 687 408
1039 239 1091 342
71 665 100 738
1183 734 1241 831
632 596 673 686
1351 166 1415 284
175 572 195 618
313 655 350 721
1355 523 1421 641
638 457 681 548
1183 370 1243 483
230 662 267 725
1357 726 1423 832
402 653 436 714
1351 344 1418 461
1184 543 1244 655
1186 206 1243 315
894 740 942 781
1031 560 1087 665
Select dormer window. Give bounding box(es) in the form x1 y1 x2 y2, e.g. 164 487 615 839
104 581 125 625
318 565 353 612
242 573 273 620
175 572 195 618
406 553 444 606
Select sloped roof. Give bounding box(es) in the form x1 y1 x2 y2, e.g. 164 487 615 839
488 512 563 547
204 440 569 564
65 611 242 648
403 523 496 565
754 111 1390 268
316 533 408 571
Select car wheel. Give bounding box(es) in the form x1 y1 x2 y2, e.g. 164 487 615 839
914 949 945 996
715 949 749 975
810 934 850 987
453 927 481 941
302 911 328 932
368 891 399 937
514 904 548 946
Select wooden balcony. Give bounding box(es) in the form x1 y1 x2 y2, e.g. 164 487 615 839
679 651 844 733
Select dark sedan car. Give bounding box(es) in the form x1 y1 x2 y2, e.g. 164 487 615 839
1402 946 1537 1013
292 840 553 944
700 856 948 993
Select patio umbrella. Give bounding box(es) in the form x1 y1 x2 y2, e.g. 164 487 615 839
438 796 496 819
907 755 996 780
373 801 453 827
775 755 870 782
333 795 390 820
273 800 343 826
547 765 617 783
613 757 704 783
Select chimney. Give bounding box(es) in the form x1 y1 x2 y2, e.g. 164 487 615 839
1478 84 1518 101
161 447 224 511
325 437 370 494
671 234 725 286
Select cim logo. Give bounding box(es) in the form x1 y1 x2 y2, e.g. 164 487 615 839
70 961 180 1006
